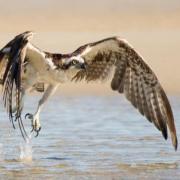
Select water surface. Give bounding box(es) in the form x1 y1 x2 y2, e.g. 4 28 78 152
0 95 180 179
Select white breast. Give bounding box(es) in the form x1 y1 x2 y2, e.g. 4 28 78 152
26 43 78 84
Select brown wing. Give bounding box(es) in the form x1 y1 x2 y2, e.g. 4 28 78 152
1 32 33 140
0 55 8 84
0 39 13 84
72 37 178 150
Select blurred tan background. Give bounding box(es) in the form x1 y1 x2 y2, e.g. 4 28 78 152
0 0 180 95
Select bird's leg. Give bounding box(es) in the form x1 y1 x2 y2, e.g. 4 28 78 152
25 84 58 136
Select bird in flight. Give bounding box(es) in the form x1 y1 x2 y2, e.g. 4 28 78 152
0 31 178 150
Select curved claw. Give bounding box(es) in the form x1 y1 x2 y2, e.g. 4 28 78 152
35 127 41 137
25 113 33 119
26 112 41 137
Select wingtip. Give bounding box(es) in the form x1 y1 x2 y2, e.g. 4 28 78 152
172 135 178 151
159 88 178 151
15 31 35 42
162 129 168 140
23 30 35 35
162 127 178 151
24 31 35 41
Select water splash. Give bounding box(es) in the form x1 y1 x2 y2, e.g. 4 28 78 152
0 144 4 161
19 134 33 162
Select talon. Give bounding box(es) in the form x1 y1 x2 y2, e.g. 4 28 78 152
25 113 32 119
26 112 41 137
35 127 41 137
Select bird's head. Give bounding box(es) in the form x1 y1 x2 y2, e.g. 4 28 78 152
59 55 87 78
61 56 87 71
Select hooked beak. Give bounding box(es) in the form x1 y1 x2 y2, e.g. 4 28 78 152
80 63 87 70
75 62 87 70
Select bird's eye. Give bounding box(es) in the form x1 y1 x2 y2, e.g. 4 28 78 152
72 60 77 65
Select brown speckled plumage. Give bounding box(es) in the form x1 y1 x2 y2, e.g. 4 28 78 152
72 37 178 150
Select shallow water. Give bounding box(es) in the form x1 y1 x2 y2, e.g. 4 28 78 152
0 95 180 179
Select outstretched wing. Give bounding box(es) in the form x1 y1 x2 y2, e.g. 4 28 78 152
0 47 45 92
0 31 34 139
72 37 178 150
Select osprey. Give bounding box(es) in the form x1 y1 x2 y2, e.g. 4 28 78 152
0 31 178 150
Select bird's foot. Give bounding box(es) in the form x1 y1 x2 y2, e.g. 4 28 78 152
25 113 41 137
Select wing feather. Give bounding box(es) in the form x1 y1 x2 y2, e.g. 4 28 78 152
1 32 31 140
72 37 178 150
0 32 46 139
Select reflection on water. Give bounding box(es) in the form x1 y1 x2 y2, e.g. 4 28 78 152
0 95 180 179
